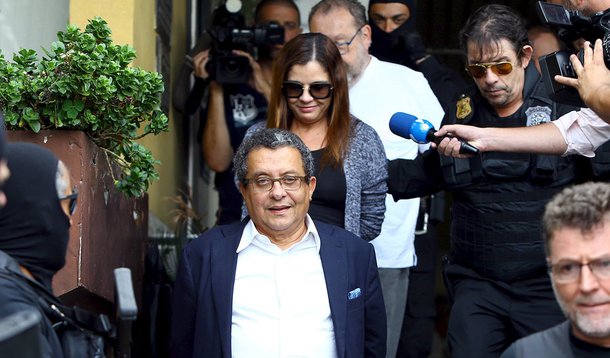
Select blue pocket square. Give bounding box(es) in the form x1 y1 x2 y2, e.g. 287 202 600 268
347 288 361 300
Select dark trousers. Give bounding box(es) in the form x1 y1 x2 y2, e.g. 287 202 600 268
396 225 438 358
444 262 565 358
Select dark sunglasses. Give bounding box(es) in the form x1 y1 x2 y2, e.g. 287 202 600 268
281 81 334 99
59 187 78 215
465 61 513 78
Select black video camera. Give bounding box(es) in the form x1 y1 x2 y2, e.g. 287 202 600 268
536 1 610 106
207 0 284 84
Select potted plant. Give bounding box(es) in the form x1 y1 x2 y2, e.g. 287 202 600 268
0 17 169 309
0 16 168 197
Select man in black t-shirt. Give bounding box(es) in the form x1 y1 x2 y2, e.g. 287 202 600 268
387 4 597 356
183 0 302 224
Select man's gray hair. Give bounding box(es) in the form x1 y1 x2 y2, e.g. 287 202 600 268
234 128 315 184
309 0 367 29
543 182 610 254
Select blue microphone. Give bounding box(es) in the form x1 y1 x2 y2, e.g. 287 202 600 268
389 112 479 155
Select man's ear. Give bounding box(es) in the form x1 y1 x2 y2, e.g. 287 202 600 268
308 176 317 199
520 45 533 68
238 182 246 197
361 24 372 49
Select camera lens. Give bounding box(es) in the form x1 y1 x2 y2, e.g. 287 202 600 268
225 59 241 74
216 55 251 84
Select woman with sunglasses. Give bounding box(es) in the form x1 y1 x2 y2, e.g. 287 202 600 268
0 143 76 357
244 32 387 242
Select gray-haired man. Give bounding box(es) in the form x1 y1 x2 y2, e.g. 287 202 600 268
502 182 610 357
171 128 387 357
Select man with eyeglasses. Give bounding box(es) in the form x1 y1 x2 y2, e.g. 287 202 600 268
386 4 598 357
170 128 387 358
501 182 610 357
308 1 444 356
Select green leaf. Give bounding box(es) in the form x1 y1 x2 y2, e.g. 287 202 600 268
0 16 169 197
28 121 41 132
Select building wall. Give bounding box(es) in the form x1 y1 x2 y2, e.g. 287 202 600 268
0 0 70 57
70 0 186 227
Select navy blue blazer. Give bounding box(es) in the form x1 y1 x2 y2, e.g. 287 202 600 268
170 219 386 358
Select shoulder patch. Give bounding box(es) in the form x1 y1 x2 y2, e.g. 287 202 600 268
456 95 472 121
525 106 552 126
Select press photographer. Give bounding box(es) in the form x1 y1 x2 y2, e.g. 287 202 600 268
206 0 284 84
536 0 610 107
185 0 302 225
546 0 610 124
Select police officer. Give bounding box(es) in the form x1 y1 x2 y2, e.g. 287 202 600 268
435 0 610 158
387 4 595 357
367 0 467 109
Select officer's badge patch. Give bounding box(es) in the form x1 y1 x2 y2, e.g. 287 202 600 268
456 95 472 120
525 106 552 126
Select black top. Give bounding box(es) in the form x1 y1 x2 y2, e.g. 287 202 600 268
308 149 346 228
570 331 610 357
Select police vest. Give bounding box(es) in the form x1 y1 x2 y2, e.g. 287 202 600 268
440 66 581 282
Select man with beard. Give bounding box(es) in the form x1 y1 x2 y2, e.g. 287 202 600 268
387 4 596 356
184 0 302 225
309 1 444 356
501 182 610 357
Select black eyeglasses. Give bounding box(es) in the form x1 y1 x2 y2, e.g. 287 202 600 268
281 81 334 99
59 187 78 215
335 25 364 55
465 61 513 78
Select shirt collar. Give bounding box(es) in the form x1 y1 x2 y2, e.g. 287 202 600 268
237 214 321 253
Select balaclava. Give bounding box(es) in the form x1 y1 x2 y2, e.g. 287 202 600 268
0 143 71 290
368 0 416 64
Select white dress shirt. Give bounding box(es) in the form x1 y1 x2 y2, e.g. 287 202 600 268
553 107 610 157
349 56 445 268
231 215 338 358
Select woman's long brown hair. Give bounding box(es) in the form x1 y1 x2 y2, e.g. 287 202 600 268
266 32 353 168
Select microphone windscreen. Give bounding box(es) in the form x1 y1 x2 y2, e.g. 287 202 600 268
410 118 436 143
389 112 418 139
